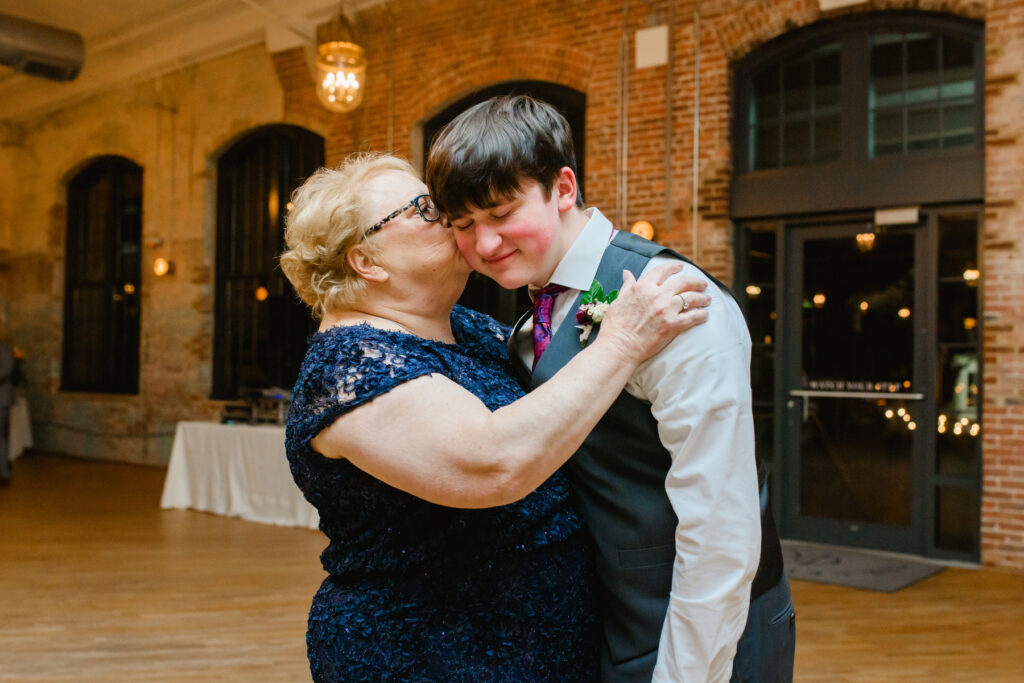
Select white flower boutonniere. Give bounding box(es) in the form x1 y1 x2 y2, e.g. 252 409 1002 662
575 279 618 347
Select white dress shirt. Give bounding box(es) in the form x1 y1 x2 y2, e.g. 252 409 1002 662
518 208 761 682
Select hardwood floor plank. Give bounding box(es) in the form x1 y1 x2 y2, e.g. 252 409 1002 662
2 452 1022 681
1 453 324 682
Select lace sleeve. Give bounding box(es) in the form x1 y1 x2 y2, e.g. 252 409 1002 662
451 305 512 362
287 326 442 451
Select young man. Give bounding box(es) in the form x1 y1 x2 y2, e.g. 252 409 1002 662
426 96 794 683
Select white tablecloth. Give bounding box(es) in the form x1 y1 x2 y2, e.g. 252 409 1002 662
160 421 319 529
9 396 32 461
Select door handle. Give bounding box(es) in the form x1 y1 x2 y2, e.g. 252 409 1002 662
789 390 924 400
788 390 925 420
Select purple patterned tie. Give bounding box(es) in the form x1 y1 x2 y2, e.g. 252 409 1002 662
532 284 569 370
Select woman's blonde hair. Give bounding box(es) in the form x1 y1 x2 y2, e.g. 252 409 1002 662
280 153 417 319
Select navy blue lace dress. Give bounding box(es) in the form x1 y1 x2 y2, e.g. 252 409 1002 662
285 305 598 682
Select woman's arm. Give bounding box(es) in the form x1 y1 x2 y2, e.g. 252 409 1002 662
311 264 710 508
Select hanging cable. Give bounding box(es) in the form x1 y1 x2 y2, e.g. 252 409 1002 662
691 0 701 261
664 0 676 244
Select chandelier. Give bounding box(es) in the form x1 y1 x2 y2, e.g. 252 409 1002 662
315 13 366 113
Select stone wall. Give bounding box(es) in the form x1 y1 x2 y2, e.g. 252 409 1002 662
1 46 303 464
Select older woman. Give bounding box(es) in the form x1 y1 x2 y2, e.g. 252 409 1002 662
280 153 709 682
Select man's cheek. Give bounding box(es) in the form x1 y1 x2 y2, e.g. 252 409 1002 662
453 234 484 267
453 233 474 257
517 228 552 259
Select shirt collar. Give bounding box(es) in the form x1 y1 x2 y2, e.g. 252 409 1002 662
532 207 615 295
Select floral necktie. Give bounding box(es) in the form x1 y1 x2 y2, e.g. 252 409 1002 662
531 283 569 370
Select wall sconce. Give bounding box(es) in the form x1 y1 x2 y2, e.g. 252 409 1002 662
315 11 366 113
630 220 655 240
153 257 174 277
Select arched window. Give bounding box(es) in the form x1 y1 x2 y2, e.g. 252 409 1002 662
213 125 324 399
422 81 586 325
63 156 143 394
732 12 983 217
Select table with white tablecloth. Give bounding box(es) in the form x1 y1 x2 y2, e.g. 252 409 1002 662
160 421 319 529
9 396 32 461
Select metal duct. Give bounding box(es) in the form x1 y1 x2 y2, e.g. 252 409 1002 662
0 13 83 81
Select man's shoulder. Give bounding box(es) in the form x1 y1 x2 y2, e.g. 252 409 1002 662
610 229 672 258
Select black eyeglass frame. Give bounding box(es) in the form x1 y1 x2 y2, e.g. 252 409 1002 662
364 194 440 237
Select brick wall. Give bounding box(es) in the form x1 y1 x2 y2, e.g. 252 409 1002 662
264 0 1024 571
979 0 1024 569
0 0 1020 569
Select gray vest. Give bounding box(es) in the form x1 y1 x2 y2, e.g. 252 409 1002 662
509 231 782 682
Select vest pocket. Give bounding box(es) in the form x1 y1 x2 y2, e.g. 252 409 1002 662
617 543 676 569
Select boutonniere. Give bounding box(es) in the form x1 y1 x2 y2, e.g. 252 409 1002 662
575 279 618 347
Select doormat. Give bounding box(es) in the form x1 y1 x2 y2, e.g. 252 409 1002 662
782 540 944 592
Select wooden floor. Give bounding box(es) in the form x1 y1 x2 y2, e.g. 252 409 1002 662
2 453 1022 682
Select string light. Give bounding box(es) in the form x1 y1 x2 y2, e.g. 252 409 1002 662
879 406 980 436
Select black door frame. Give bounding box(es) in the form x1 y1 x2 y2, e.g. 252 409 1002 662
767 205 982 560
778 216 932 553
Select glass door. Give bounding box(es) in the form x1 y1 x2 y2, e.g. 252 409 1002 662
782 221 927 551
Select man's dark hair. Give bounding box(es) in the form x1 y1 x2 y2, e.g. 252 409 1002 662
425 95 584 219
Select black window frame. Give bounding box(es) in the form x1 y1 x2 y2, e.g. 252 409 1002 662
62 156 143 394
732 12 984 219
212 125 323 400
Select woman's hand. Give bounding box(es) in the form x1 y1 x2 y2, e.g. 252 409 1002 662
595 263 711 366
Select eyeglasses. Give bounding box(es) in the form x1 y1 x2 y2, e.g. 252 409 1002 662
364 194 441 237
